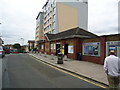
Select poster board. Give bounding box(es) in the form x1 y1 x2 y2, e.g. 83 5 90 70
83 42 100 56
68 45 74 53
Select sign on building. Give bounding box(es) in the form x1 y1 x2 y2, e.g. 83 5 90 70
68 45 74 54
106 41 120 57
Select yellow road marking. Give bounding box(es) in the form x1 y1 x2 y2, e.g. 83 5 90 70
30 55 107 89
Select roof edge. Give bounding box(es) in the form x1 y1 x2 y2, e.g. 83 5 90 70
36 12 44 20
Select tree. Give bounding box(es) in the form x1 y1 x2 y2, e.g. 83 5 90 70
13 43 21 49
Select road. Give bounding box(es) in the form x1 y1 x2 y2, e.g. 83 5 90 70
2 54 106 89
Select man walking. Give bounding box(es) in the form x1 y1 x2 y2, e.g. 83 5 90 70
104 50 120 90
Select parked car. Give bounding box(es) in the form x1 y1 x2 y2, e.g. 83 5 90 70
3 46 10 54
12 49 19 54
10 49 14 53
0 46 5 58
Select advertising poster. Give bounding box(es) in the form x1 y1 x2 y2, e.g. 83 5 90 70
83 42 100 56
68 45 74 53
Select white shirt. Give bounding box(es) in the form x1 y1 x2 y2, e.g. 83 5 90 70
104 55 120 76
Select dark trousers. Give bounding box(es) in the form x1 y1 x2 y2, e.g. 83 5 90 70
107 75 120 90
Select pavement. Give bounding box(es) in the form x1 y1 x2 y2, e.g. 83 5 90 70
0 58 2 90
28 53 108 86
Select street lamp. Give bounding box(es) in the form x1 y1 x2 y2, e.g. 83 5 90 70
21 38 24 46
0 23 2 45
0 23 2 37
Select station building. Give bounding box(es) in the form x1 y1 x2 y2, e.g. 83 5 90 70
37 27 120 65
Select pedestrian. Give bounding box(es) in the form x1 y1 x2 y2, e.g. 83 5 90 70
104 50 120 90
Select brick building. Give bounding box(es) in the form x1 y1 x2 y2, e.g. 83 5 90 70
37 27 120 65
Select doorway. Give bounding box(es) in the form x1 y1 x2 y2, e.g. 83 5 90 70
64 44 68 55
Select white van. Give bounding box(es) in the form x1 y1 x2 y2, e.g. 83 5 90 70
0 46 5 58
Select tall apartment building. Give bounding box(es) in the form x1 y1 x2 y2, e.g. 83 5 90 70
35 12 44 48
42 0 88 34
35 0 88 48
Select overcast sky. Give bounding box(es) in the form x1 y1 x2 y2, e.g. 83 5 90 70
0 0 119 45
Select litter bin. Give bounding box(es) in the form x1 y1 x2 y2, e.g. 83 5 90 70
57 53 63 64
77 52 82 60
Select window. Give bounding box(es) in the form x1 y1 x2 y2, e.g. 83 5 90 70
49 11 52 15
50 24 52 27
106 41 120 57
54 43 56 49
44 16 47 20
53 0 55 6
48 19 49 23
40 44 44 49
52 29 55 34
45 11 47 15
51 44 54 49
49 18 51 22
51 43 56 49
44 27 46 31
83 42 100 56
52 22 55 27
53 7 55 12
53 14 55 19
47 13 49 17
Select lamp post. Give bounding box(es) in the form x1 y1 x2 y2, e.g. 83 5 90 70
21 38 24 46
0 23 2 45
0 23 1 38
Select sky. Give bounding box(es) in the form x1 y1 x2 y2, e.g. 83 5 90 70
0 0 119 45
